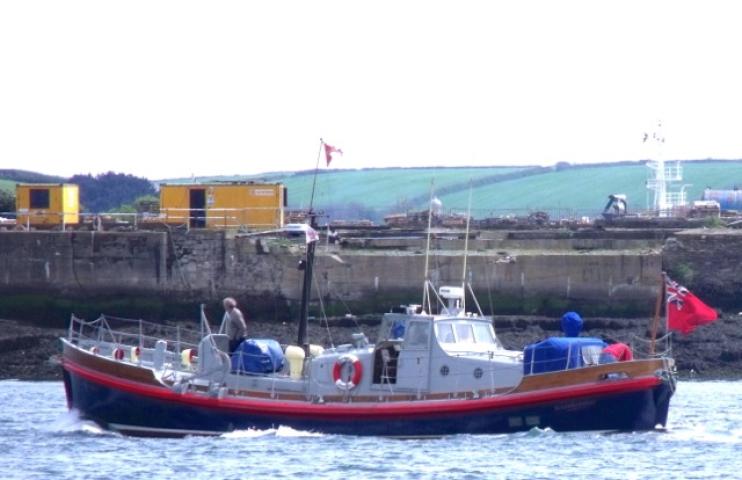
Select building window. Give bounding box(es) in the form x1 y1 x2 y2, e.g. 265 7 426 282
30 189 50 209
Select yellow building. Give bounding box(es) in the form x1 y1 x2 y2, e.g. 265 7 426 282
15 183 80 227
159 182 286 230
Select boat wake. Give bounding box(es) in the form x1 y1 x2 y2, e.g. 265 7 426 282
222 425 323 439
518 426 556 438
47 409 118 437
663 424 742 445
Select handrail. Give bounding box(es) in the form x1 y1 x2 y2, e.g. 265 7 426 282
68 314 200 353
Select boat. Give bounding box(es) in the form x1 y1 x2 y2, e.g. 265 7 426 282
61 153 676 437
60 220 676 437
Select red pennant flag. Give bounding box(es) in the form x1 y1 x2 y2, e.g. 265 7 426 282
324 142 343 166
665 276 718 334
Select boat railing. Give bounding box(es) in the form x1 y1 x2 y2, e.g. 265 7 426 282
68 314 201 367
630 332 673 359
444 349 523 363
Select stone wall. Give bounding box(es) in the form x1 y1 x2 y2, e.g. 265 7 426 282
662 229 742 308
6 228 740 318
0 231 166 294
0 229 669 320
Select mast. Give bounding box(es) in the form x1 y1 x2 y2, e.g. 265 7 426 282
297 139 324 354
297 212 317 353
645 121 686 217
649 272 666 356
460 181 473 312
422 180 435 313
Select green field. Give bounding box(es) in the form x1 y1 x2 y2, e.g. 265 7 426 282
0 179 15 193
0 169 66 194
280 167 526 210
281 161 742 219
440 161 742 218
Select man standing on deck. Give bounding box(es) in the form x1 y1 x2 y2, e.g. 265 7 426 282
223 297 247 353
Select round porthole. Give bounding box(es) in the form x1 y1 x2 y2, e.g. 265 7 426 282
440 365 450 376
473 367 483 379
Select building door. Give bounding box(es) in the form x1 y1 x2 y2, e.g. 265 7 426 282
189 189 206 228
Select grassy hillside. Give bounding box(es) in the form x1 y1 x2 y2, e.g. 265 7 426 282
0 169 68 194
0 179 15 193
440 160 742 218
279 160 742 220
0 169 66 184
282 167 527 209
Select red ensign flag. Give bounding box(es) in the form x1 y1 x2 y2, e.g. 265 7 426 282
665 276 718 334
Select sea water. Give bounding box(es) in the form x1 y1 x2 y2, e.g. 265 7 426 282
1 380 740 480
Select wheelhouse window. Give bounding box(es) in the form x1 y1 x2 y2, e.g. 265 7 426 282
436 320 497 346
405 321 430 348
454 323 475 343
473 323 495 344
436 322 455 344
30 189 50 209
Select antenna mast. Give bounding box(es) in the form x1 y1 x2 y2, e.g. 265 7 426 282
297 139 324 354
422 180 435 313
645 121 686 217
308 139 324 211
460 181 473 312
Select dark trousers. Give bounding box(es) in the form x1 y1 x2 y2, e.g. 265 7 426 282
229 337 245 353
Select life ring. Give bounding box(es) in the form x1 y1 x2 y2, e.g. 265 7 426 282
181 348 196 367
332 354 363 391
112 348 125 361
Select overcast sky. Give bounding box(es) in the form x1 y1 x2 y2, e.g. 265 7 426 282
1 1 741 180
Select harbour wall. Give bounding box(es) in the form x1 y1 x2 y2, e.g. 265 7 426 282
0 228 739 324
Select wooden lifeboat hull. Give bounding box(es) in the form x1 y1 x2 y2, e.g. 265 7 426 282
62 339 675 438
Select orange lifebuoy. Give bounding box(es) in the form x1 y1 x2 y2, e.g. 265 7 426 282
332 354 363 390
181 348 196 367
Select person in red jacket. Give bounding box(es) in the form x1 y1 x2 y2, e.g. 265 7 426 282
603 341 634 362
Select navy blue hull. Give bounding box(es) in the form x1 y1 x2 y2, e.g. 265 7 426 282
63 366 674 437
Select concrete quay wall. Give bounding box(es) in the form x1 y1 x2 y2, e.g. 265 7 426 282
662 229 742 308
1 228 736 318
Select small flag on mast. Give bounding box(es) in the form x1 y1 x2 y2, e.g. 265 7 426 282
323 142 343 166
665 275 718 334
304 225 319 244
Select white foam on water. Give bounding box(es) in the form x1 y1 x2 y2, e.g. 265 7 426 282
221 425 323 439
222 427 278 438
45 409 116 436
47 409 84 432
663 423 742 445
522 426 555 437
274 425 323 437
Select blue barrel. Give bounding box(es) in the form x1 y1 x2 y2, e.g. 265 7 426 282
702 189 742 210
